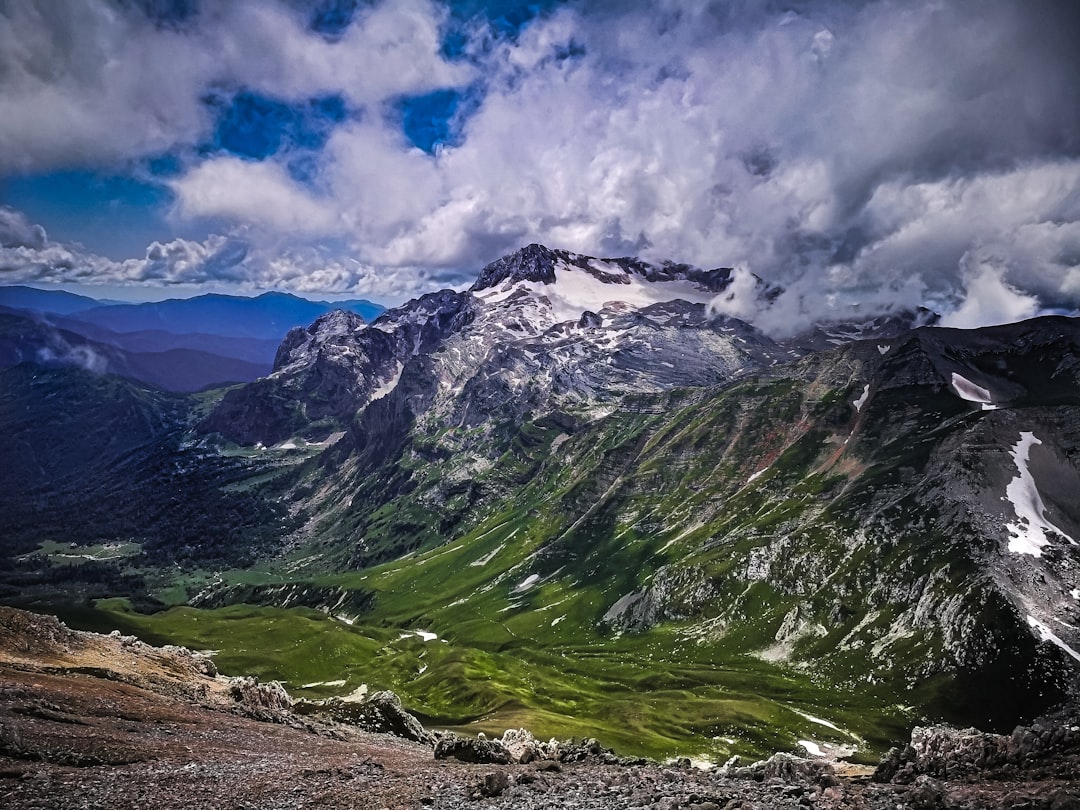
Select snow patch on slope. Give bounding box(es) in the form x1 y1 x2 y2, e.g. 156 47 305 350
1027 615 1080 662
399 629 438 642
791 708 845 733
300 679 347 689
950 372 998 410
370 363 403 401
514 574 540 593
853 384 870 412
1005 432 1078 557
470 540 509 567
658 522 703 553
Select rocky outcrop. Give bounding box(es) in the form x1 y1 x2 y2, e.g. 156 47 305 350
433 729 631 767
434 733 512 764
306 690 434 745
875 715 1080 784
471 243 560 290
726 751 841 787
226 676 293 721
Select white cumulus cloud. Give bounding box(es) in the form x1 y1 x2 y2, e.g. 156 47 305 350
1 0 1078 328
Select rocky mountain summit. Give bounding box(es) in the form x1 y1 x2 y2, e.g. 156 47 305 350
197 244 785 448
470 243 739 292
2 606 1077 809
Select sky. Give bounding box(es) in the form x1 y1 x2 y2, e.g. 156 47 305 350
0 0 1078 333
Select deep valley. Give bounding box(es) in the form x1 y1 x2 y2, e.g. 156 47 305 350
2 245 1079 769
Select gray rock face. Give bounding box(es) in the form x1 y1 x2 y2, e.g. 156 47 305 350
198 290 473 445
471 243 561 289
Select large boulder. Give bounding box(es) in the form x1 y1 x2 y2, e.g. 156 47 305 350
351 690 434 745
226 676 292 721
434 734 512 764
304 690 434 745
726 752 839 786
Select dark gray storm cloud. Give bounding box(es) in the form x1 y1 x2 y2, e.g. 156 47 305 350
0 206 47 249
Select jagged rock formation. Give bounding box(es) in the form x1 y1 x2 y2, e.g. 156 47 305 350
434 734 513 764
198 245 781 448
875 716 1080 783
198 291 473 445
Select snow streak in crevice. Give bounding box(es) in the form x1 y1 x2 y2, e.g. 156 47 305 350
1005 432 1078 557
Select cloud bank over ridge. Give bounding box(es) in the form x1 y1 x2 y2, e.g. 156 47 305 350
0 0 1078 332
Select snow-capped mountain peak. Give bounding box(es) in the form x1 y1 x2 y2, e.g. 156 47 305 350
471 244 733 325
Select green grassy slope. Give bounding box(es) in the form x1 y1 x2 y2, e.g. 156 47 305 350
14 320 1080 762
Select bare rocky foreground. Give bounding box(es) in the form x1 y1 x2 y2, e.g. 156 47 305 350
1 608 1077 810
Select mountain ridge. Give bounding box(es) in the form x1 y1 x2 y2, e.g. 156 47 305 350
1 244 1077 764
0 310 271 392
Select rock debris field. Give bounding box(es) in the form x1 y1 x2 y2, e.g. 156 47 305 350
1 607 1077 810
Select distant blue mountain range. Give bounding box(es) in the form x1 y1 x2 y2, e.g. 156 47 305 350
0 285 105 315
0 286 385 391
0 287 384 341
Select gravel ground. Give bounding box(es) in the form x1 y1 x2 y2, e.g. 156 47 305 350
1 607 1077 810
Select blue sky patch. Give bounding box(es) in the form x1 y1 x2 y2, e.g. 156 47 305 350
1 171 174 259
449 0 564 38
310 0 364 36
205 91 349 161
396 87 480 154
441 0 567 60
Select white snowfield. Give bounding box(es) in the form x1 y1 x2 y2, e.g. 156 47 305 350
475 260 715 324
1005 432 1078 557
791 708 845 733
369 363 403 401
299 679 347 689
470 541 508 567
950 372 998 410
